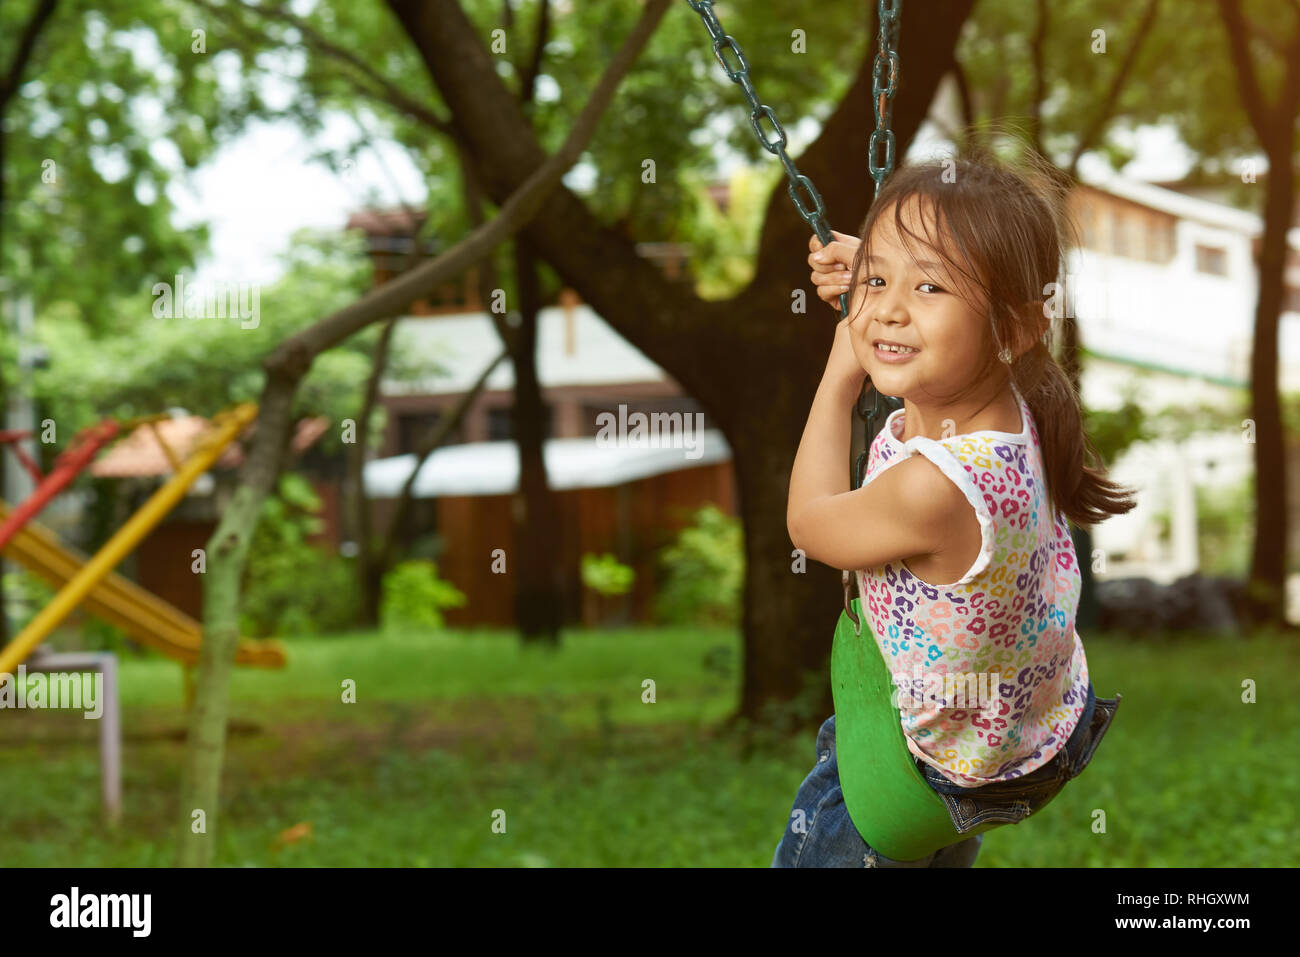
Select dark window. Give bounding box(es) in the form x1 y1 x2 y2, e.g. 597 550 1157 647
1146 218 1175 263
1080 205 1103 252
398 412 464 453
488 406 554 441
398 498 443 559
1285 286 1300 315
1111 209 1130 258
1195 244 1228 276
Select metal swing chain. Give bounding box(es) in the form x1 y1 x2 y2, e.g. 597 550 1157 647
856 0 903 491
845 0 904 633
868 0 901 202
684 0 848 314
685 0 903 630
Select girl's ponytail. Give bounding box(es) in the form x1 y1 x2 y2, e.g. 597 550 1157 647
1011 338 1137 529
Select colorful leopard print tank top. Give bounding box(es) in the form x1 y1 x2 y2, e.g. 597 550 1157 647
856 382 1090 786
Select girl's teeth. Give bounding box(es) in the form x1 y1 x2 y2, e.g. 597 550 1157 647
880 344 916 353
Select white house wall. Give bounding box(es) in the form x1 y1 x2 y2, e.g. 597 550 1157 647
383 305 671 396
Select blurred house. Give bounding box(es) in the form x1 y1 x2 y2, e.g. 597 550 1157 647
350 208 734 627
1060 167 1300 603
350 162 1300 625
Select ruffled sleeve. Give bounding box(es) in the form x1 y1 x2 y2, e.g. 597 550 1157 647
899 436 995 584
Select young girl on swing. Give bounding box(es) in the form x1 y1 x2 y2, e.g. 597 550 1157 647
772 147 1135 868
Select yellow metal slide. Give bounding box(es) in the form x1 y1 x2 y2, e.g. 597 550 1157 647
0 501 284 668
0 404 284 673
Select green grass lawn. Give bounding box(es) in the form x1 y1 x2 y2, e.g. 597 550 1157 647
1 624 1297 866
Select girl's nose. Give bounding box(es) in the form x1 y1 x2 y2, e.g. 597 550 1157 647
874 296 908 324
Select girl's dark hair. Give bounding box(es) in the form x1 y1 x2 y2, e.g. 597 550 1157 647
844 142 1137 529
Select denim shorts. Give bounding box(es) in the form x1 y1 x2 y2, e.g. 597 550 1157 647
770 681 1120 867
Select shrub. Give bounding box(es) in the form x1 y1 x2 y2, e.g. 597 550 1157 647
2 568 55 632
380 560 467 632
1196 476 1252 577
581 553 635 596
654 504 743 627
241 474 360 637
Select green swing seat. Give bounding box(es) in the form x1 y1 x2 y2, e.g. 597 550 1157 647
830 597 1007 861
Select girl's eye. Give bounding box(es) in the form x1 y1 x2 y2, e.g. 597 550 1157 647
918 282 945 294
866 276 885 288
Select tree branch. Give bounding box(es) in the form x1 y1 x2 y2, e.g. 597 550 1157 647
1278 12 1300 125
385 0 970 425
454 143 514 347
265 0 672 378
1215 0 1276 150
1029 0 1048 158
0 0 59 110
951 62 977 149
189 0 456 138
1066 0 1161 179
348 317 396 547
379 349 509 568
520 0 552 107
1247 16 1291 57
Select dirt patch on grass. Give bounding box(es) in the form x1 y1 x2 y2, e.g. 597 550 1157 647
1 694 719 786
226 698 537 778
0 710 265 746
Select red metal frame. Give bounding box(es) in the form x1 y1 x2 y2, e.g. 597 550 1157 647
0 430 45 485
0 420 122 550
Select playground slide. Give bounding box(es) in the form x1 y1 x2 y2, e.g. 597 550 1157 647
0 503 285 668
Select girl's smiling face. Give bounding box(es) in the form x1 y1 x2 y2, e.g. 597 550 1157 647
848 197 994 402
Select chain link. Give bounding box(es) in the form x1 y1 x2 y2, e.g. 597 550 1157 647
686 0 844 315
685 0 903 493
869 0 901 199
686 0 903 631
861 0 903 487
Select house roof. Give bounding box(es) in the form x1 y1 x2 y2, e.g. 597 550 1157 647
384 299 671 396
90 415 329 478
345 208 427 235
1078 166 1300 246
363 429 731 498
91 416 242 478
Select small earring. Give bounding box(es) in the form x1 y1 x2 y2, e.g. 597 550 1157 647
998 348 1012 364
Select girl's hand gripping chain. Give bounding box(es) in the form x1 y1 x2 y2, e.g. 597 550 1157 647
808 230 863 311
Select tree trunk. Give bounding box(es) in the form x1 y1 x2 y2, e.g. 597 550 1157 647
0 0 60 647
731 429 846 727
1214 0 1300 629
0 121 8 648
510 237 562 643
1245 146 1294 626
387 0 974 719
177 373 298 867
350 319 397 627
